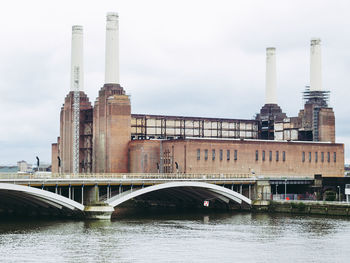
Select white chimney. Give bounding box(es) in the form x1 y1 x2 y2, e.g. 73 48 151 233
70 25 84 91
310 38 322 91
265 47 277 104
105 12 119 84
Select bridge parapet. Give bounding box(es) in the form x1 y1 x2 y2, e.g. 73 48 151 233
0 173 253 180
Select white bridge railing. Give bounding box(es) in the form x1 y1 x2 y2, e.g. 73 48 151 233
0 173 253 180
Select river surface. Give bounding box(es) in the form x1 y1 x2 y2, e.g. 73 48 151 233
0 211 349 262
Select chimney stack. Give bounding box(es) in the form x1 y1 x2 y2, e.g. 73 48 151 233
310 38 322 91
105 12 119 85
265 47 277 104
70 25 84 91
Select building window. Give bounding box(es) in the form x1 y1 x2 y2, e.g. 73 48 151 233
205 149 208 160
262 150 265 161
212 149 215 161
321 152 324 162
327 152 330 162
227 150 230 161
276 151 279 161
283 151 286 162
255 150 259 161
309 152 312 162
269 151 272 161
220 149 223 161
197 149 200 160
302 151 305 162
234 150 238 161
334 152 336 162
315 152 318 163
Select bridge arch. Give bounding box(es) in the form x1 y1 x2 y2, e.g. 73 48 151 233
106 181 251 208
0 183 84 216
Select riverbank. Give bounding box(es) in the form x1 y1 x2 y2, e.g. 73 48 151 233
253 200 350 216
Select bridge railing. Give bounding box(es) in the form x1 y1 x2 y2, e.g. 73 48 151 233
0 173 253 180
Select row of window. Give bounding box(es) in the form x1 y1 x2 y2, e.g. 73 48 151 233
197 149 238 161
255 150 285 162
196 149 338 163
302 151 336 163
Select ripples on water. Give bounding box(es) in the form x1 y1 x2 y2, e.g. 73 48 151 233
0 211 350 262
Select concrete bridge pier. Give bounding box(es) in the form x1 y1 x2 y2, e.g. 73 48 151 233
83 184 114 220
84 204 114 220
83 184 100 204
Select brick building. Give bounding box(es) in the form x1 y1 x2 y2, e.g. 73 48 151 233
51 14 344 178
129 139 343 177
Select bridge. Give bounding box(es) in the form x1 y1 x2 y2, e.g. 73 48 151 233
0 173 258 219
0 173 314 219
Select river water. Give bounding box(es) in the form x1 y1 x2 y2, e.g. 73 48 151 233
0 211 349 262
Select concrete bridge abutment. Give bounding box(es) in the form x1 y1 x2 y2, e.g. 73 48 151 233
256 180 272 200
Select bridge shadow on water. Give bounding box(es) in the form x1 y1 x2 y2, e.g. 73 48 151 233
110 188 250 219
112 205 249 221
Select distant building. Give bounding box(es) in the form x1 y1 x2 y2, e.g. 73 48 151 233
17 160 30 172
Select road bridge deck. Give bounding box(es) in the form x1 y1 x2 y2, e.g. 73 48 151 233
0 173 315 187
0 173 256 187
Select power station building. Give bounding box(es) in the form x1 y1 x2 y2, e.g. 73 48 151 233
51 13 344 177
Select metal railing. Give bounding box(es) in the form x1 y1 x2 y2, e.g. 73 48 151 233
272 194 317 201
0 173 253 180
258 193 317 201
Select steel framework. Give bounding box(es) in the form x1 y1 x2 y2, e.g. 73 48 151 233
72 67 80 174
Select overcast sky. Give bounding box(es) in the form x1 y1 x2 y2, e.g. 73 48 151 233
0 0 349 165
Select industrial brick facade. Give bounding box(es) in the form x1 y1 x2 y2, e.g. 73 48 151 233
163 139 343 177
51 16 344 177
128 140 161 173
52 92 343 177
51 143 58 173
318 108 335 143
128 139 344 177
93 84 131 173
53 91 92 173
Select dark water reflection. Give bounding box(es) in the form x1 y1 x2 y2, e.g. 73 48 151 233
0 211 349 262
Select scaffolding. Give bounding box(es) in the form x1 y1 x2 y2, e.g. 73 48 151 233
72 67 80 174
303 86 331 142
81 109 93 173
313 106 320 141
303 86 330 107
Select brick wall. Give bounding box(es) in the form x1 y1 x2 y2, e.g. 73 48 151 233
93 84 131 173
129 140 161 173
157 139 344 177
51 143 58 173
318 108 335 143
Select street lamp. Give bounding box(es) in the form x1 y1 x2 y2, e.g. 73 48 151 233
36 156 40 172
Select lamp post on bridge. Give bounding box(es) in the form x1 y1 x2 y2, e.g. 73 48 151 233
36 156 40 172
